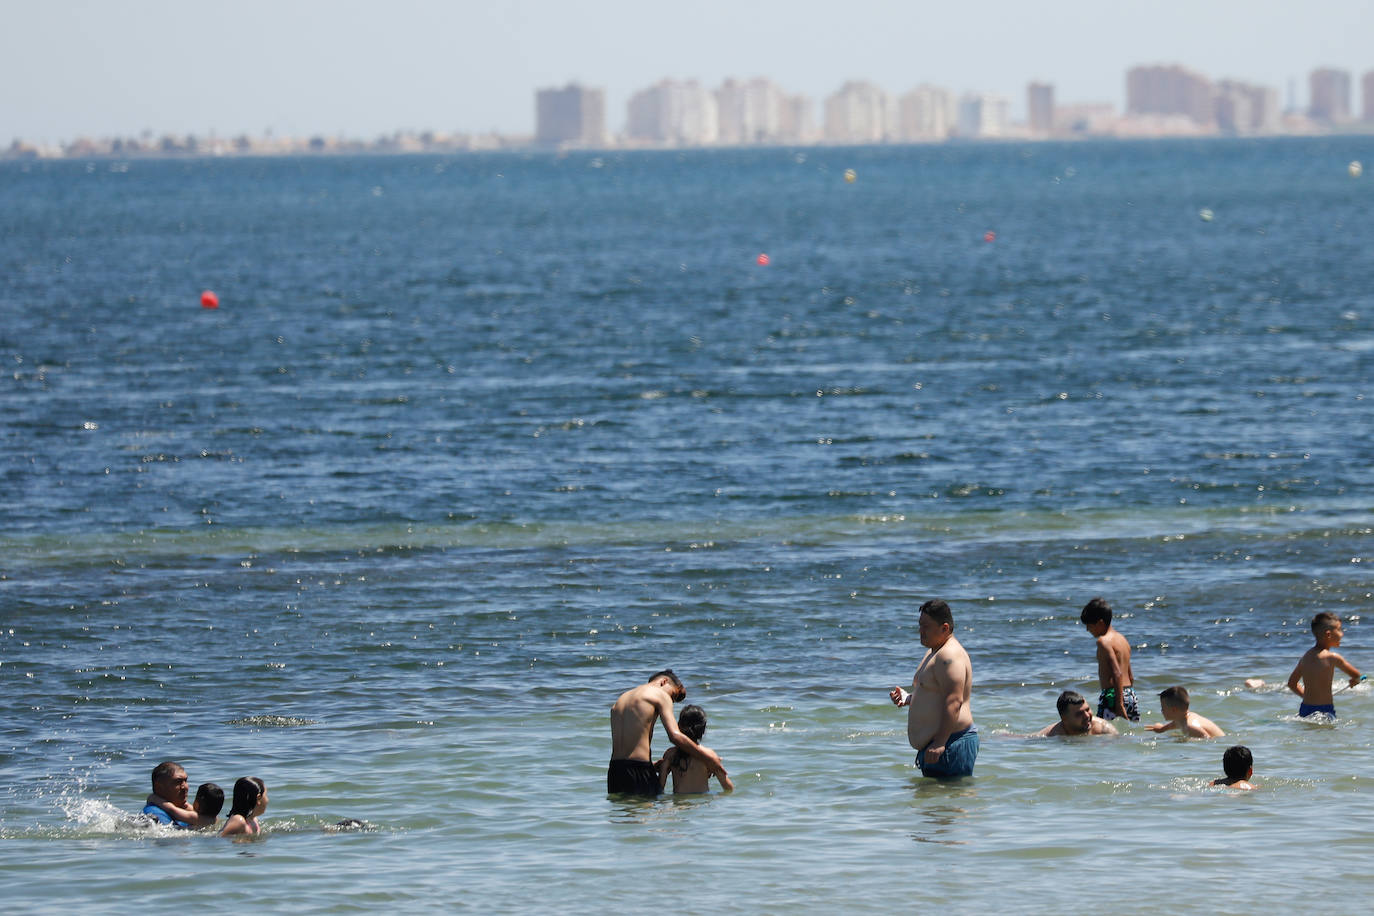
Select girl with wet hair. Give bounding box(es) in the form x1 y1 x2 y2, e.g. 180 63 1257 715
655 705 734 794
219 777 268 837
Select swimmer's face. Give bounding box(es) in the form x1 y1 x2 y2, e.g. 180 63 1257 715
917 612 950 648
1320 623 1343 646
156 768 190 806
254 786 269 816
1064 699 1093 733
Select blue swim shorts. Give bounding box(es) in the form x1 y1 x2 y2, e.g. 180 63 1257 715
917 725 979 778
1298 703 1336 719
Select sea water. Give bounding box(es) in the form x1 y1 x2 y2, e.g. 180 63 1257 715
2 138 1374 913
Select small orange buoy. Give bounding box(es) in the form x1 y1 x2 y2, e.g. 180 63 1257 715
200 290 220 309
756 253 770 266
983 231 996 243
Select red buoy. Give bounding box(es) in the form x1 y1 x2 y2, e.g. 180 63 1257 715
200 290 220 309
756 253 770 266
983 231 996 243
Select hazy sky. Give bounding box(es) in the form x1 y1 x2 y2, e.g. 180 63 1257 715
5 0 1374 144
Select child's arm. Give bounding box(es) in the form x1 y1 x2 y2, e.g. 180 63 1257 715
1332 652 1362 686
1286 660 1305 697
219 814 247 837
715 769 735 792
1142 719 1177 734
655 753 671 792
146 793 212 828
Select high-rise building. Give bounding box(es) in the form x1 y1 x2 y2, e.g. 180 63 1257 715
1127 65 1215 126
716 78 788 145
824 81 890 144
1309 68 1352 122
1027 82 1055 135
896 85 955 142
1365 71 1374 122
625 80 718 145
957 94 1010 138
1215 80 1279 134
535 84 606 147
777 94 816 144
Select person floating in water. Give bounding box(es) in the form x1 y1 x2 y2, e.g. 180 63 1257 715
1143 686 1225 738
1287 612 1362 719
220 777 268 837
608 669 728 798
655 704 734 794
142 761 218 829
889 599 978 778
1081 597 1138 722
1034 689 1118 736
1211 745 1255 790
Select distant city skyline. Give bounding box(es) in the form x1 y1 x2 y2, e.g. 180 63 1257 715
5 0 1374 146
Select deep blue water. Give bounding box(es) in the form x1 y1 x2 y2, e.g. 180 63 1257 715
3 138 1374 913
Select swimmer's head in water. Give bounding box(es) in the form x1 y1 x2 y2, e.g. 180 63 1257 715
194 782 225 818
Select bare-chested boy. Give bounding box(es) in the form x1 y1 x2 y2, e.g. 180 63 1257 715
1287 612 1362 719
1081 597 1138 722
888 599 978 778
1143 685 1224 737
608 669 728 797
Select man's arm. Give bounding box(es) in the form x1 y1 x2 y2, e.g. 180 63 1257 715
655 693 729 779
145 794 212 828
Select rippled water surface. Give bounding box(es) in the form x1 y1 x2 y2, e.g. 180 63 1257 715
3 138 1374 913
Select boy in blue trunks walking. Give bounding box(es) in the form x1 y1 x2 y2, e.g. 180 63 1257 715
1081 597 1139 722
1287 612 1361 719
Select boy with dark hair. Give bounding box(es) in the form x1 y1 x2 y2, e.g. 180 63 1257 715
1143 686 1225 737
1080 597 1138 722
193 782 225 825
1287 612 1362 719
1212 745 1255 789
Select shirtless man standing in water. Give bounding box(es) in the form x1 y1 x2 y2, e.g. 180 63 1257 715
608 669 728 797
889 600 979 778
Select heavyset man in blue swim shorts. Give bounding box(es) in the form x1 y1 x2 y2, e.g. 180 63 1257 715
889 599 978 778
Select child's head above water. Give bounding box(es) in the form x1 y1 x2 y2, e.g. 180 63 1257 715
193 782 225 819
1222 745 1253 780
1311 612 1342 638
1158 685 1190 715
1080 597 1112 628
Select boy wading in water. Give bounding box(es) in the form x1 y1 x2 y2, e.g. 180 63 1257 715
1081 597 1138 722
1288 612 1362 719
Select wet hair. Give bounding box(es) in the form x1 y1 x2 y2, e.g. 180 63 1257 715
649 669 684 695
194 783 225 819
1056 690 1087 715
1311 612 1341 635
228 777 266 819
673 705 708 772
1222 745 1253 780
1080 597 1112 626
1159 686 1190 710
151 761 184 792
919 599 954 629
